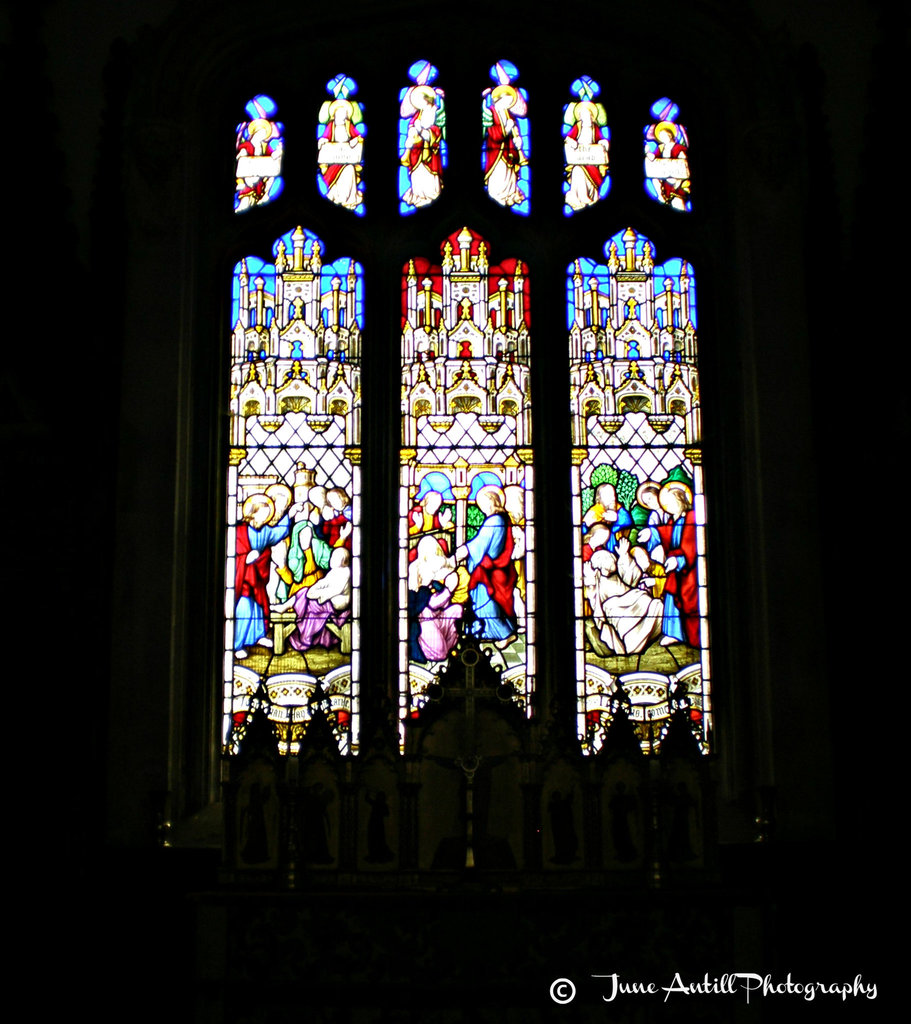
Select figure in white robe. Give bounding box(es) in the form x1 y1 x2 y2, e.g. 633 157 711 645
645 120 690 211
564 101 609 212
318 100 364 211
483 86 527 209
401 85 444 209
584 539 663 655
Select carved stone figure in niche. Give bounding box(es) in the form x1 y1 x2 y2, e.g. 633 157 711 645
239 780 272 864
666 781 699 862
548 789 579 864
300 782 334 863
364 790 395 864
608 781 639 863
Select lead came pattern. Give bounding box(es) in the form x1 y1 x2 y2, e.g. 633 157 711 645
399 228 536 744
569 228 710 755
225 227 363 756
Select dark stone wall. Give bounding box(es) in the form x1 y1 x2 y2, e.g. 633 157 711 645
9 1 894 1017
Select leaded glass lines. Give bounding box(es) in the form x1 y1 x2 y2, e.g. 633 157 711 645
399 229 536 745
225 227 363 756
569 228 710 755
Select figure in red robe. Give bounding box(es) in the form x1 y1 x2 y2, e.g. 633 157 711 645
234 494 292 655
646 120 690 210
655 482 700 647
407 489 453 560
235 117 282 211
657 139 689 207
458 485 518 644
315 487 353 551
483 85 527 208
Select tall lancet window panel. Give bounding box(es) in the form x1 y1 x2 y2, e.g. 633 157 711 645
225 227 364 757
482 60 530 214
563 76 610 215
317 74 366 215
569 228 710 755
399 228 535 744
234 94 284 213
644 97 691 212
399 60 446 215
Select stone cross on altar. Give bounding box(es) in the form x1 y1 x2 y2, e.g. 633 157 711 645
428 640 515 868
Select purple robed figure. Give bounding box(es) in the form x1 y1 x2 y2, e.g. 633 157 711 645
282 548 352 651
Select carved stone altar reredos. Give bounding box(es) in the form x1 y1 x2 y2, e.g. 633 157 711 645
222 637 714 886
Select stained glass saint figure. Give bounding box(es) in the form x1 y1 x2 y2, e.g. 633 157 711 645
563 76 610 215
644 98 691 212
568 228 709 755
399 60 446 214
482 60 530 214
234 95 284 213
317 74 366 215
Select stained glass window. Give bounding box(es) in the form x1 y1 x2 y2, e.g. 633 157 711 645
563 76 610 215
225 227 363 756
317 74 365 215
644 97 691 212
234 95 284 213
568 227 710 754
399 60 446 215
399 228 535 741
224 70 710 772
482 60 530 214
